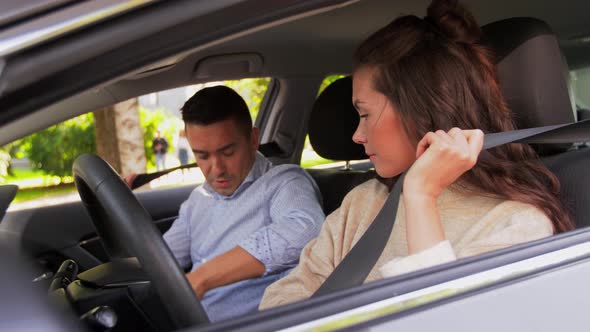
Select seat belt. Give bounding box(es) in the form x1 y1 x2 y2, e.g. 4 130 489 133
313 119 590 297
130 162 198 189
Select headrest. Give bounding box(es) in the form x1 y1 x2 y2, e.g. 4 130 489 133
309 76 367 161
481 17 575 155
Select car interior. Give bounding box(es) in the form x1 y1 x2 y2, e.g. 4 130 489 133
1 0 590 331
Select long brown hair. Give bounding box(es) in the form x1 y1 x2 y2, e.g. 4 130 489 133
353 0 574 233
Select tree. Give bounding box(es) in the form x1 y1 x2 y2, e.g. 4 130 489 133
18 114 96 179
94 98 147 176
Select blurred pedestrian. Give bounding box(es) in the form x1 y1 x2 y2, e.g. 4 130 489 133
152 130 168 170
177 129 190 166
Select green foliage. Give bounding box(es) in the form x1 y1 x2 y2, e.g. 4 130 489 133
0 145 10 184
17 114 96 179
224 78 271 120
138 107 183 169
13 183 76 203
5 168 52 185
318 74 347 96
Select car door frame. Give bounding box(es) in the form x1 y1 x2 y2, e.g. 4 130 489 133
191 227 590 331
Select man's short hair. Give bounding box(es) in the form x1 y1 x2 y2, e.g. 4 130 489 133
181 85 252 136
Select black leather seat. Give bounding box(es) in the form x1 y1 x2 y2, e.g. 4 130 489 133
306 76 375 215
482 18 590 228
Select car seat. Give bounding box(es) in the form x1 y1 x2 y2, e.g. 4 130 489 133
306 76 375 215
482 17 590 228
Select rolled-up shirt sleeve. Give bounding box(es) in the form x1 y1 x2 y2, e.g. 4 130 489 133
163 197 193 269
239 171 325 275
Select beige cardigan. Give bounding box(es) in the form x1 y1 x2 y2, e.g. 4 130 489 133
259 178 553 309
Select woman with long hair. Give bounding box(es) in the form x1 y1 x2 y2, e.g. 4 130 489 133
259 0 574 309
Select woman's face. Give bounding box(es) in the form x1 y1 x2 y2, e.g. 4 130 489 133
352 66 416 178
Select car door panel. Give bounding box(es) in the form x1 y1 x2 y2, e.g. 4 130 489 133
366 258 590 332
0 184 196 272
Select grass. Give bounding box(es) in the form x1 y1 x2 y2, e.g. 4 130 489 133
5 168 73 189
12 183 77 203
5 168 35 182
4 168 76 203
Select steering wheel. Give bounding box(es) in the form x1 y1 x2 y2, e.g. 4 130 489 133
73 154 209 328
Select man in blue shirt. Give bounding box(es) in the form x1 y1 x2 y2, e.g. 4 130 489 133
163 86 325 322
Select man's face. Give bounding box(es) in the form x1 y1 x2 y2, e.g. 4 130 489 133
186 118 259 196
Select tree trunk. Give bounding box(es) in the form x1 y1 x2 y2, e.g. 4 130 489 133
94 98 146 176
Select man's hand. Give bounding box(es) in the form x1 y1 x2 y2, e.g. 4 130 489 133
123 173 138 189
402 128 483 254
185 271 207 299
183 246 265 299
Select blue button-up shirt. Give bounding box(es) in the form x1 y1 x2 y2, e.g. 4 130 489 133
163 152 325 322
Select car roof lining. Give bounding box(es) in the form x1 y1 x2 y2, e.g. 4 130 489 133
2 0 590 145
0 0 74 28
0 0 358 145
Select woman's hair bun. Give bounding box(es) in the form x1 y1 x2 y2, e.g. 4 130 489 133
426 0 481 44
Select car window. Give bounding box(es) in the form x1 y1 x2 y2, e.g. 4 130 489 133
572 67 590 112
1 78 271 211
569 67 590 146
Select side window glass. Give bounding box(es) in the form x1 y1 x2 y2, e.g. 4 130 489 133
317 74 347 96
570 69 590 148
572 68 590 117
1 78 271 210
1 113 95 210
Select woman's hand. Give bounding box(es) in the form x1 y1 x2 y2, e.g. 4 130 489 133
404 128 484 199
402 128 483 254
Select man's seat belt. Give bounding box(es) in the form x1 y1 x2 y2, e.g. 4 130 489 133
130 162 197 189
312 119 590 297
